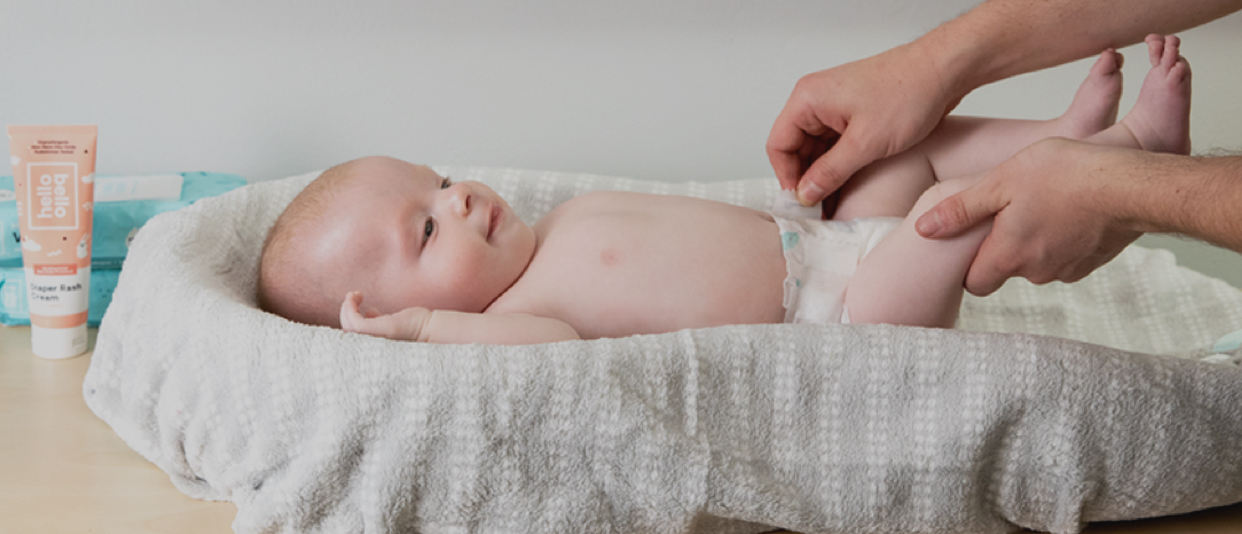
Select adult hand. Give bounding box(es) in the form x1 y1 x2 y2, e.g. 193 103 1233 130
766 42 963 206
915 138 1143 295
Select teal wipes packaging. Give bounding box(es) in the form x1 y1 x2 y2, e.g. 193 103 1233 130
1 172 246 269
0 172 244 325
1 268 120 326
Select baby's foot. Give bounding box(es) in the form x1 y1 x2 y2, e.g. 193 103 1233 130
1119 34 1192 155
1055 49 1124 139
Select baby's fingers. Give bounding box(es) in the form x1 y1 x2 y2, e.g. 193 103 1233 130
340 293 428 341
339 291 367 332
343 309 404 338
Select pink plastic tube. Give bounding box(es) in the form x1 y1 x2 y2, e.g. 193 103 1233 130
8 125 97 359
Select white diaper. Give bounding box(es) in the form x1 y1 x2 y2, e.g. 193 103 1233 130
770 191 901 325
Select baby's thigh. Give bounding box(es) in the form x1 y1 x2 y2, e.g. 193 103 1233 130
834 151 936 220
906 174 982 221
844 185 989 327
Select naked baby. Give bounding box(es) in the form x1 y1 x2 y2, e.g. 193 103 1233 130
259 35 1192 345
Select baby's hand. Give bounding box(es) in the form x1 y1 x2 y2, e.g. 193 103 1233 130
339 291 431 341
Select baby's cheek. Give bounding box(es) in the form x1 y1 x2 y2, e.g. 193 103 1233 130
438 256 493 310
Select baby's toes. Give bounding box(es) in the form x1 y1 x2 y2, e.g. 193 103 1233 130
1160 35 1181 68
1146 34 1164 66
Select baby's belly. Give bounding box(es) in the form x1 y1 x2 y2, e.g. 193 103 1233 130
515 200 789 339
565 258 787 339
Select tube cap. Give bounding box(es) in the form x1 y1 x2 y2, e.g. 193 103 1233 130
30 324 89 360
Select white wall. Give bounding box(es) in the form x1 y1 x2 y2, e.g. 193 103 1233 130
3 1 1240 284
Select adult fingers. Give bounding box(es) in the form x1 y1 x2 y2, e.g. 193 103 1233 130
962 235 1015 296
794 132 875 206
915 180 1006 239
768 145 807 193
767 102 832 192
917 182 1013 295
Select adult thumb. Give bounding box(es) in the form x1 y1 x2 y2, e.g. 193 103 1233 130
915 184 1000 239
796 134 873 206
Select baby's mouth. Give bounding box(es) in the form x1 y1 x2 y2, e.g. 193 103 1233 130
487 204 501 239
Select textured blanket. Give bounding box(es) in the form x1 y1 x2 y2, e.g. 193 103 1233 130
85 167 1242 534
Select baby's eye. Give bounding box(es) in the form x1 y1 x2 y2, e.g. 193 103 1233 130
423 218 435 243
440 177 452 189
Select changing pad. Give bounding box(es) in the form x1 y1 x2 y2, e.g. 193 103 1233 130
85 166 1242 534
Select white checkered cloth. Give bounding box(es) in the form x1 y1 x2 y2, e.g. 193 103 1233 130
85 167 1242 534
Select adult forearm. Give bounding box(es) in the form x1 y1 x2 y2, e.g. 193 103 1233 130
919 0 1242 101
1112 152 1242 252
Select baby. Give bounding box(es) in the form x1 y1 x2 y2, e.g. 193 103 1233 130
259 35 1192 345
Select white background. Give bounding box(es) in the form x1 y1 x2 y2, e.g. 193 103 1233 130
3 1 1240 284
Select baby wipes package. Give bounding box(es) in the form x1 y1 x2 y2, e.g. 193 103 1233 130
1 172 246 268
0 171 244 332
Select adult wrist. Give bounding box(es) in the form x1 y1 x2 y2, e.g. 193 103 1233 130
1102 149 1203 236
910 17 994 110
1124 152 1242 252
1085 147 1151 234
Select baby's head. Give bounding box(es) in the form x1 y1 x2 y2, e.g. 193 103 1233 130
259 156 536 327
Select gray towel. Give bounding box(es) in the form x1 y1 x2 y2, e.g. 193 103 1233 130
85 167 1242 534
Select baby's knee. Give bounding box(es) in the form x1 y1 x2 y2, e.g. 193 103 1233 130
912 178 979 216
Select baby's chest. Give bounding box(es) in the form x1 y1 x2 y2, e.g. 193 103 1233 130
543 210 781 284
499 211 789 337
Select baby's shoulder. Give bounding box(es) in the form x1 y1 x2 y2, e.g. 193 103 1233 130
540 190 654 219
534 191 683 242
561 190 650 206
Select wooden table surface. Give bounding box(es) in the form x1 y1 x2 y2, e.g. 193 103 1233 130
1 325 236 533
2 324 1240 533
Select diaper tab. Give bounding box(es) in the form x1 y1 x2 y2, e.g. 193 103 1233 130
771 190 823 220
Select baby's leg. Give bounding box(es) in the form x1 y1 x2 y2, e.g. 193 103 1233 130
1077 34 1191 155
843 35 1191 328
843 178 988 327
834 49 1124 221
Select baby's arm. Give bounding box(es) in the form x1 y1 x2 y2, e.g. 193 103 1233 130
339 292 580 345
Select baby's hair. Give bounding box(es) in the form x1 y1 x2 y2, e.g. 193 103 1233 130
257 160 357 326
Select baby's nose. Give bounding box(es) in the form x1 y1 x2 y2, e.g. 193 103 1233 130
448 183 473 217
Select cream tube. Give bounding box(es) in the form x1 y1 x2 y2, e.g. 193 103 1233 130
8 125 97 359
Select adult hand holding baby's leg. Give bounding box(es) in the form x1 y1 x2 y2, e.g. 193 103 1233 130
339 291 432 342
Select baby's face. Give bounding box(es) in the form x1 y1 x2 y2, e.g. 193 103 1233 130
315 158 535 315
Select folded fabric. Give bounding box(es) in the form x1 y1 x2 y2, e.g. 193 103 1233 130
0 267 119 326
85 167 1242 534
0 172 246 269
1214 328 1242 353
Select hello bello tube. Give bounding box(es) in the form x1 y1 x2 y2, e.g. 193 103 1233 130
8 125 96 359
